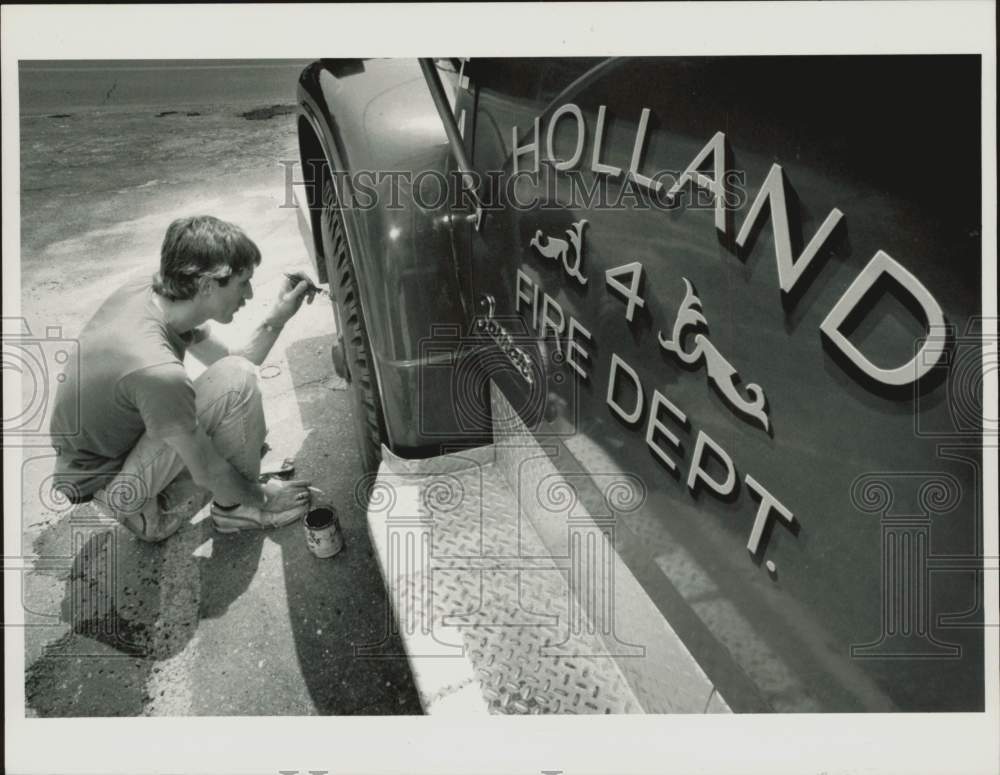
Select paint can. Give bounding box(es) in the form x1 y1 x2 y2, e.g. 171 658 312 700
304 505 344 558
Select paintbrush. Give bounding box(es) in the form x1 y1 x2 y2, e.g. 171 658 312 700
284 272 330 297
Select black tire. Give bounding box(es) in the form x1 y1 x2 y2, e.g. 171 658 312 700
319 169 386 472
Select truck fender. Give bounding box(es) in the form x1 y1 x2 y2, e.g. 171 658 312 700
296 59 475 454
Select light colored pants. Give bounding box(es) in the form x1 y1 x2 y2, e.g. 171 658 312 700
95 356 266 542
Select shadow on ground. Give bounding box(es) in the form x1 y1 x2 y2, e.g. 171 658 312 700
278 333 422 714
26 507 266 716
25 333 420 716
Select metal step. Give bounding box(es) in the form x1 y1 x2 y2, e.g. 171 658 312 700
363 382 729 715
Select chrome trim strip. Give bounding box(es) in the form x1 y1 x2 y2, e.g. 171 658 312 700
418 58 483 230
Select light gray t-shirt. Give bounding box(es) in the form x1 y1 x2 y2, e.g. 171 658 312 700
49 275 202 499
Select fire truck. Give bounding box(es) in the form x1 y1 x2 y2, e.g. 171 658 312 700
294 57 985 714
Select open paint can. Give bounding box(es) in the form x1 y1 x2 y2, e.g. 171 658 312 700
304 505 344 558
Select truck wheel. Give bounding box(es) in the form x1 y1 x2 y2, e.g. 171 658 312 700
319 170 386 473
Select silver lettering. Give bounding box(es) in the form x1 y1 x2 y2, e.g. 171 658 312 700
628 108 662 192
666 131 729 234
546 103 586 171
607 353 644 424
516 269 537 329
820 250 947 386
512 117 541 174
540 292 566 354
686 430 737 498
645 389 687 472
566 317 593 380
745 474 795 555
591 105 622 177
735 163 844 295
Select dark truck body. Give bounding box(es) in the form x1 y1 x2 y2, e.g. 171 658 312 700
296 56 985 712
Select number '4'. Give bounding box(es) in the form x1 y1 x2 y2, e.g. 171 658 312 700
605 262 646 322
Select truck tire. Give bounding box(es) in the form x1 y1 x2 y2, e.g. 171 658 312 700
319 169 386 473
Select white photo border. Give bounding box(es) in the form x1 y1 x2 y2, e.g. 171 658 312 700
3 3 997 775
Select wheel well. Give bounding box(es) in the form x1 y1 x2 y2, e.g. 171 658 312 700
297 114 330 286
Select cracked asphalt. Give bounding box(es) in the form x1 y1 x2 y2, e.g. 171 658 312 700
16 82 421 716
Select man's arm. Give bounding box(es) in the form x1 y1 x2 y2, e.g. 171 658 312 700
187 326 231 367
234 273 316 366
162 425 310 511
186 322 283 368
233 316 287 367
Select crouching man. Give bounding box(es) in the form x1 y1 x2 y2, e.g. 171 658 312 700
49 215 317 540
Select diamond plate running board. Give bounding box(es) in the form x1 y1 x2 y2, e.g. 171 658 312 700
363 382 729 715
